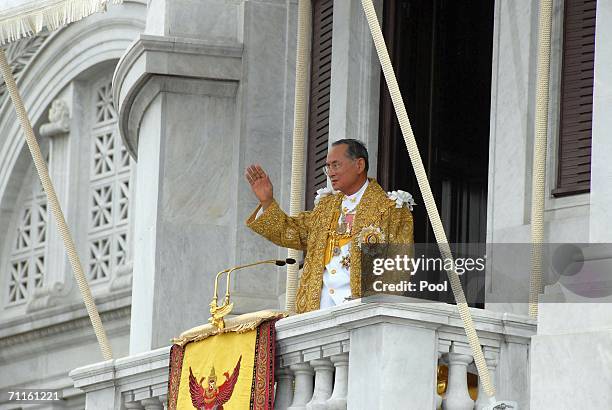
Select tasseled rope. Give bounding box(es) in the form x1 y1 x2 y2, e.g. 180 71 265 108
360 0 497 401
529 0 553 319
285 0 312 314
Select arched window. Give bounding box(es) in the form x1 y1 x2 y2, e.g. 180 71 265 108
1 70 135 310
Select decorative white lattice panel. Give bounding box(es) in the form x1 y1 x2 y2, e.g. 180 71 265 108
87 77 133 283
8 259 29 303
88 236 111 281
95 81 117 124
14 207 32 251
6 198 48 305
116 177 130 225
92 131 116 178
90 182 114 230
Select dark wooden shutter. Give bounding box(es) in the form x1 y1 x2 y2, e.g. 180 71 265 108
305 0 333 210
553 0 597 197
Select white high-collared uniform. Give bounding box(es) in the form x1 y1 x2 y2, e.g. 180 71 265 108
319 179 368 309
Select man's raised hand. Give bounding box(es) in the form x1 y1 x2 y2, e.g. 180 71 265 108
245 164 274 209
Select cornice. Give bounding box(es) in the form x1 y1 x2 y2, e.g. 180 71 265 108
275 298 537 344
0 290 131 347
112 34 243 159
0 306 130 349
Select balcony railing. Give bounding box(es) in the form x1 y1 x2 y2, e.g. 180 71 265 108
71 299 536 409
71 345 170 409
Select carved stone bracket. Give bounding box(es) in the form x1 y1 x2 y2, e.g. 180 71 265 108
26 280 67 313
39 99 70 138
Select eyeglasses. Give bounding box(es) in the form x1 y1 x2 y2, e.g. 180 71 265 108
322 159 355 176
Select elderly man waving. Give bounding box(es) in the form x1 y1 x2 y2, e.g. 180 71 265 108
245 139 414 313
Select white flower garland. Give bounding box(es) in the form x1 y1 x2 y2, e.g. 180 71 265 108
313 186 338 206
387 190 416 210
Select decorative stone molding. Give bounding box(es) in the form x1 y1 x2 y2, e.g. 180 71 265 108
112 34 243 159
27 97 72 313
39 99 71 138
26 280 67 313
0 32 50 99
0 2 145 209
0 305 130 349
0 291 131 348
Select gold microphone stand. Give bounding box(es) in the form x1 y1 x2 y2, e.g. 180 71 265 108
209 259 293 330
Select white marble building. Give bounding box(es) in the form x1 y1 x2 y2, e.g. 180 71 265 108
0 0 610 409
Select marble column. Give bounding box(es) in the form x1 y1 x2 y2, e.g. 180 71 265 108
589 0 612 244
114 0 298 353
530 1 612 408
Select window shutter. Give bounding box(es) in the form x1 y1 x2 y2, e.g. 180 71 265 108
306 0 333 210
554 0 596 197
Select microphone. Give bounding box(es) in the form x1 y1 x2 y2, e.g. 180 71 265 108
209 257 301 329
213 258 297 306
274 258 297 266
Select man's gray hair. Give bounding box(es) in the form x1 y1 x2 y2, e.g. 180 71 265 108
332 138 369 172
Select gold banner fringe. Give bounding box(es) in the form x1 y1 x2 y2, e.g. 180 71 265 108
172 310 288 347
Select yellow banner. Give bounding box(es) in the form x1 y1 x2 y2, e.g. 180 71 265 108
176 329 257 409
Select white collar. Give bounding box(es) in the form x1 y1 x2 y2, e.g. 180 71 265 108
342 179 369 206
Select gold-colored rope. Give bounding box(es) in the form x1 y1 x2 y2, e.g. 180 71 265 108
285 0 312 314
529 0 553 319
0 49 113 361
360 0 495 399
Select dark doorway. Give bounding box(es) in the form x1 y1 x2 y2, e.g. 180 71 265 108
377 0 494 246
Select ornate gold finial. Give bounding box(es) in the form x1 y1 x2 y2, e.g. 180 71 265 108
208 260 280 330
208 366 217 382
209 298 233 330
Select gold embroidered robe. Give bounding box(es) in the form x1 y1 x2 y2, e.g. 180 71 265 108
246 179 414 313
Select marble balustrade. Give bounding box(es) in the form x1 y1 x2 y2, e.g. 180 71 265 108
70 346 170 409
71 298 535 409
